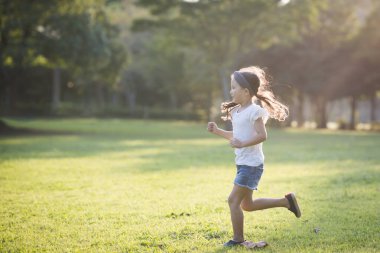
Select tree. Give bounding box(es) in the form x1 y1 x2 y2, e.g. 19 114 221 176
134 0 297 121
122 31 188 111
0 0 58 113
323 0 380 129
261 0 363 128
0 0 126 114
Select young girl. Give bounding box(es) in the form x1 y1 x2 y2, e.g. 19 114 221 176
207 66 301 248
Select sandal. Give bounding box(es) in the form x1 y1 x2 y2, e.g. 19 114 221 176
285 192 301 218
223 240 245 247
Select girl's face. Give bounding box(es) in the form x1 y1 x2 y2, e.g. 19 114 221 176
230 77 250 104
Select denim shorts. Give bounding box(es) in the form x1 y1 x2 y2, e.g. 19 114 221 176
234 164 264 190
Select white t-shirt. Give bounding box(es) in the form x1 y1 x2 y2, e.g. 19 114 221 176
231 103 269 167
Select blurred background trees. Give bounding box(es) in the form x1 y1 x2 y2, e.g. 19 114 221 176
1 0 379 129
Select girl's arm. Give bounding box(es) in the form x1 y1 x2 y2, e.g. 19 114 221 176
207 122 233 140
230 117 267 148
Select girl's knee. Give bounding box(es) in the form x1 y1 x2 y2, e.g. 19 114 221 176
227 195 234 205
240 202 249 211
227 195 240 207
240 199 255 211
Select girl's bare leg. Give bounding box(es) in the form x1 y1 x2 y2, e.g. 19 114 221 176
240 191 290 212
227 185 252 242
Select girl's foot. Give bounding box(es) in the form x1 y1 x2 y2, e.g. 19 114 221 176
223 240 245 247
285 193 301 218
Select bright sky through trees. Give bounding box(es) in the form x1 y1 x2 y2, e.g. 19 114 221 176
279 0 290 6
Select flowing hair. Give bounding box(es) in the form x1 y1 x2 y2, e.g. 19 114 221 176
221 66 289 121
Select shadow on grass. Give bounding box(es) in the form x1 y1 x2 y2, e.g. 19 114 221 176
1 119 379 173
0 119 77 136
0 127 234 171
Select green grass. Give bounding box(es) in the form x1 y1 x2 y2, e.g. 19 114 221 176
0 118 379 253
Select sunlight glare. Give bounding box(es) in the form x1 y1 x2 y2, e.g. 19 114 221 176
279 0 290 7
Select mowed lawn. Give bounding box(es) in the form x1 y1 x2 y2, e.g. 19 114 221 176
0 118 379 253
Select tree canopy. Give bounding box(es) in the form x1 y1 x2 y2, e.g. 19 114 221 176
1 0 379 128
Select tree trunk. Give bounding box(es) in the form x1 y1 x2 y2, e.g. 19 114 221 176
10 70 20 114
125 91 136 113
297 90 304 127
349 95 357 130
0 20 8 115
52 68 61 111
219 67 231 101
206 84 213 122
169 91 178 109
219 67 232 130
96 82 105 110
319 96 327 129
4 86 11 115
370 91 376 123
315 95 327 129
111 92 119 107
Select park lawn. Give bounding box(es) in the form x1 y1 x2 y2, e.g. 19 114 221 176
0 118 379 253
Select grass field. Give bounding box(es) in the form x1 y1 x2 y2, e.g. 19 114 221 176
0 118 379 252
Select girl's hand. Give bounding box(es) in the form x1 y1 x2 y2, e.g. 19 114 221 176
207 122 218 133
230 138 244 148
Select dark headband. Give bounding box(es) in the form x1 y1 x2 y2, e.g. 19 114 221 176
233 71 256 95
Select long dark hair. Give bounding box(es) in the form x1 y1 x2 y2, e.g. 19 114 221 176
221 66 289 121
